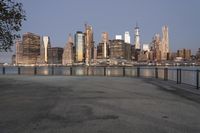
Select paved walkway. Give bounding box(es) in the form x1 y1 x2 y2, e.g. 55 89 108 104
0 75 200 133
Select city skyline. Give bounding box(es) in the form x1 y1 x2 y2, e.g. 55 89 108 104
19 0 199 52
12 25 198 66
1 0 200 63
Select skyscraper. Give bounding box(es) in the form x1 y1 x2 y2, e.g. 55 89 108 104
101 32 109 43
161 25 169 60
15 40 23 65
62 34 74 65
22 32 40 64
124 31 131 44
85 24 94 65
40 36 51 64
101 32 109 58
43 36 51 63
75 31 85 62
152 34 162 61
134 24 141 49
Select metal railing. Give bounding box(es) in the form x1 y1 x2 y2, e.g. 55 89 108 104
0 66 199 89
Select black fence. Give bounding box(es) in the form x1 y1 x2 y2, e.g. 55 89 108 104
0 66 199 89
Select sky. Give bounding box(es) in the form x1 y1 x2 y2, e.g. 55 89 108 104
1 0 200 63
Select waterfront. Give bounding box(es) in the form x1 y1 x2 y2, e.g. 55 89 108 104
0 66 199 88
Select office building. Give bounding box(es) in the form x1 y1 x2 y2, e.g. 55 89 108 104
177 48 191 60
196 48 200 60
110 39 131 60
134 24 141 49
138 51 149 62
97 43 103 59
85 24 94 65
62 34 74 65
93 46 97 63
101 32 109 43
161 25 169 60
48 47 63 64
22 32 40 65
40 36 51 64
152 34 162 61
115 35 122 40
101 32 109 58
124 31 131 44
75 31 85 62
15 40 23 65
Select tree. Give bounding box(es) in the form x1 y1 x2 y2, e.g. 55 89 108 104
0 0 26 51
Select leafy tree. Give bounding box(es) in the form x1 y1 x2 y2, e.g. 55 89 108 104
0 0 26 51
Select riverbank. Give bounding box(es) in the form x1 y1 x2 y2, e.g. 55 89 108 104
0 76 200 133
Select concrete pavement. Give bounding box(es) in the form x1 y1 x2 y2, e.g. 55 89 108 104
0 75 200 133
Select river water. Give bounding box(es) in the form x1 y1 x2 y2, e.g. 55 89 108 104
0 66 199 87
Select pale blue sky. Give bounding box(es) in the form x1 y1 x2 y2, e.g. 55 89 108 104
1 0 200 63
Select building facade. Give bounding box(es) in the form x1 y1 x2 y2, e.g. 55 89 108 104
48 47 63 64
15 40 23 65
177 48 191 60
161 25 169 60
93 46 97 63
101 32 109 58
151 34 162 61
62 34 74 65
74 31 85 62
40 36 51 64
124 31 131 44
115 35 122 40
134 24 141 50
110 39 131 60
85 24 94 65
196 48 200 61
15 32 40 65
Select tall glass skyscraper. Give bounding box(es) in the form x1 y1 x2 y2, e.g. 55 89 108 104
134 24 141 50
75 31 85 62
